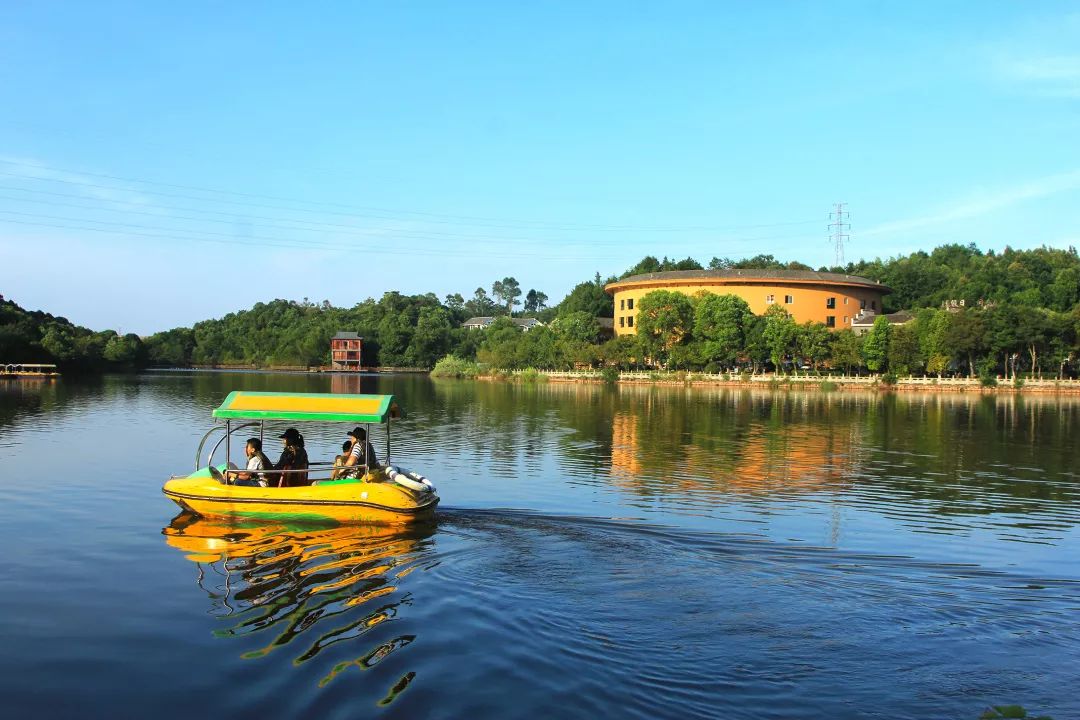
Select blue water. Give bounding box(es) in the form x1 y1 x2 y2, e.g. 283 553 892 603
1 373 1077 719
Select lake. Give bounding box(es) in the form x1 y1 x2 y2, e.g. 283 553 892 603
1 372 1078 719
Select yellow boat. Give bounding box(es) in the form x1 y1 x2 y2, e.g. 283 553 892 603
163 391 439 525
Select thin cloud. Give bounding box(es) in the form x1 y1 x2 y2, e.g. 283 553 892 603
996 54 1080 97
863 169 1080 237
0 155 154 209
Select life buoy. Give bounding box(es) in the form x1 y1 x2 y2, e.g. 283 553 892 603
387 466 435 493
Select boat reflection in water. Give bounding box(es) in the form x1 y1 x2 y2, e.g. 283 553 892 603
162 512 436 697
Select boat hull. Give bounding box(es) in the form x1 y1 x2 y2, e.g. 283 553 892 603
162 471 438 525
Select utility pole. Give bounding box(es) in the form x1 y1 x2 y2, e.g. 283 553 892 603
828 202 850 269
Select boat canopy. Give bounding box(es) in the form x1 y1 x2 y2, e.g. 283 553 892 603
212 391 398 424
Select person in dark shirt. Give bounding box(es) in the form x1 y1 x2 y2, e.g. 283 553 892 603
275 427 309 487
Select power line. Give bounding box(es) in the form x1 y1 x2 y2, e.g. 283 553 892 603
0 159 822 234
0 185 816 249
0 206 822 257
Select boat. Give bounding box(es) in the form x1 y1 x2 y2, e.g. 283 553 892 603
1 363 60 378
163 391 439 524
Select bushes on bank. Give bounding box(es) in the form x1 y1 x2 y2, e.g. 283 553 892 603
430 355 481 378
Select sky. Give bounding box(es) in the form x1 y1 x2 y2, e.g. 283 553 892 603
1 1 1079 335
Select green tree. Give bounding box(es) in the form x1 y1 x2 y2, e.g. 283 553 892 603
887 323 921 376
862 316 891 373
1015 306 1051 378
103 332 144 366
796 322 831 371
40 324 77 362
444 293 465 314
476 317 524 369
635 290 695 367
918 309 951 377
465 287 497 317
523 289 549 314
517 326 560 368
986 306 1021 379
553 311 600 345
830 329 864 374
693 293 751 368
945 309 986 377
761 304 797 371
145 328 195 366
557 274 614 318
492 277 522 315
408 306 453 367
741 315 769 374
598 335 640 370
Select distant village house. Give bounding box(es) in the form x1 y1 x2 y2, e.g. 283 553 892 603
850 309 913 335
331 332 363 370
461 317 544 331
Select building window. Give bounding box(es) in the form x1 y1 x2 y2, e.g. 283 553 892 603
826 316 835 328
627 316 634 327
766 294 775 304
785 295 794 304
844 297 849 305
627 298 634 310
619 316 625 328
860 299 866 309
826 297 836 309
844 315 849 324
620 299 625 311
871 300 877 310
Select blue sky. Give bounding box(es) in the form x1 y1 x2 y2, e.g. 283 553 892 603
1 2 1079 334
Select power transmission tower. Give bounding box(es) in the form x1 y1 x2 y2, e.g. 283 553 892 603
828 202 850 268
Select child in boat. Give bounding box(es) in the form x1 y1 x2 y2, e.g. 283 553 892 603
339 426 379 479
330 441 352 479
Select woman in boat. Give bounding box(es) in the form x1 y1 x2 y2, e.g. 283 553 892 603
275 428 310 487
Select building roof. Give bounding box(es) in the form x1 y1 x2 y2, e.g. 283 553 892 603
462 316 544 328
850 309 913 327
606 268 890 293
332 331 361 340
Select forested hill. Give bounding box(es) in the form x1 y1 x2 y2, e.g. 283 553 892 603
623 244 1080 315
0 294 146 370
3 243 1078 371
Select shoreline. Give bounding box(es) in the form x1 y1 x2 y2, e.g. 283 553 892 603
482 371 1080 395
143 366 1080 394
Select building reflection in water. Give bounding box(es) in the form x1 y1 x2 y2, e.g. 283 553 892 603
608 389 861 498
162 513 435 692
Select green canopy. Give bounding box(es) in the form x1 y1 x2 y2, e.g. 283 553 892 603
212 391 397 424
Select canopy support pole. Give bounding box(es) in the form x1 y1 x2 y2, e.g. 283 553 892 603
225 420 231 482
386 418 391 466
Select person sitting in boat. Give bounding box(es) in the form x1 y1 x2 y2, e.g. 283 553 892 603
226 438 274 487
338 426 379 479
274 427 310 487
330 440 352 477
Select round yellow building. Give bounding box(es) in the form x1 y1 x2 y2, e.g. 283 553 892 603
604 269 891 336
